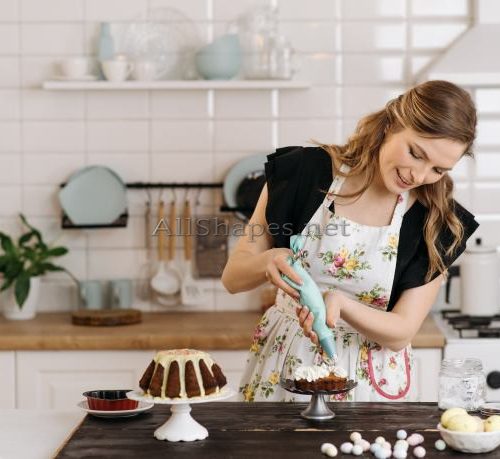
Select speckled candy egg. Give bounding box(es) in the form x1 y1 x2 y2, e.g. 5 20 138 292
413 446 426 458
321 443 334 454
396 429 407 440
370 443 381 454
395 440 409 451
352 444 363 456
375 436 385 444
324 445 338 458
350 432 362 442
340 442 354 454
434 439 446 451
393 450 407 459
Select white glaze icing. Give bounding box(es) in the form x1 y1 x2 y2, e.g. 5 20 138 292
148 349 220 399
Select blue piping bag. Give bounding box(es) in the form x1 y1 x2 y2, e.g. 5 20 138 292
280 234 337 360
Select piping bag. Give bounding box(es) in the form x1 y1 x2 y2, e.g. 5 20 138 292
280 234 337 362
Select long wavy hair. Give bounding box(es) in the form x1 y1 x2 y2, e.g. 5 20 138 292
317 80 477 282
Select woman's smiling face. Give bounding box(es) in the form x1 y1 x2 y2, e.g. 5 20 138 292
378 127 466 194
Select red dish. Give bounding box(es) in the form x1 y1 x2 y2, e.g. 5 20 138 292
82 390 138 411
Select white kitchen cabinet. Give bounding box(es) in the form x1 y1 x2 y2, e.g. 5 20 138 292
412 348 442 402
16 351 154 409
0 352 15 408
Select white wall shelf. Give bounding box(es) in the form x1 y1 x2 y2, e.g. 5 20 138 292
42 80 311 91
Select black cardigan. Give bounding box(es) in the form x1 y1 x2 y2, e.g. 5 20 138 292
264 145 480 311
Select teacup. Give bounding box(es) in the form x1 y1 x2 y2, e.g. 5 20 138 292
101 59 133 82
132 60 158 81
60 57 89 79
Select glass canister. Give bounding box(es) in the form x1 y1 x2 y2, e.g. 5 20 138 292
438 358 486 410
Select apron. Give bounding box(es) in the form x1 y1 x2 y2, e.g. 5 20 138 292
238 163 416 402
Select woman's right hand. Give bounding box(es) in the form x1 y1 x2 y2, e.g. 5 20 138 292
264 248 303 300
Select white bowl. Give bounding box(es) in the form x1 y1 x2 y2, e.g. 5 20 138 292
438 423 500 453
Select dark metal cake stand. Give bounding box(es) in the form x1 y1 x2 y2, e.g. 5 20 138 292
280 379 357 421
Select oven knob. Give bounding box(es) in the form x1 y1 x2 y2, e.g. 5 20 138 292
486 371 500 389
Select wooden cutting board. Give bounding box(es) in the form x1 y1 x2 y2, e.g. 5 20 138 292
71 309 142 326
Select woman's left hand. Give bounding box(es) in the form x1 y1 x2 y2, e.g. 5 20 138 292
295 290 344 345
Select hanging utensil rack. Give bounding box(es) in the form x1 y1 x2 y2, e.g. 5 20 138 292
59 181 252 229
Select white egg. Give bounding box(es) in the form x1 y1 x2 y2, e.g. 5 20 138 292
375 449 390 459
393 450 407 459
321 443 334 454
375 436 385 444
350 431 362 442
395 441 409 452
340 442 354 454
434 439 446 451
396 429 407 440
325 445 338 458
352 444 363 456
360 439 371 452
413 446 426 458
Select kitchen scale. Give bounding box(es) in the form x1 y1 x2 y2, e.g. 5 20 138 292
127 387 236 442
280 379 357 421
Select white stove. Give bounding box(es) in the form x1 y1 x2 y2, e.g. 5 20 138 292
434 310 500 402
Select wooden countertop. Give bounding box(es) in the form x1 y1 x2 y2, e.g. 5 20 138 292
0 311 444 350
57 402 479 458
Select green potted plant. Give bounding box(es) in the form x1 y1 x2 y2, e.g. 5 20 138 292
0 214 76 320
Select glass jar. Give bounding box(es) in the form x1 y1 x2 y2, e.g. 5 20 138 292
438 358 486 410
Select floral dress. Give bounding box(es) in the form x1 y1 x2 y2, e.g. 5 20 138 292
238 163 417 402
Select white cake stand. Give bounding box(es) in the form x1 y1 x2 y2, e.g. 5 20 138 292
127 387 236 442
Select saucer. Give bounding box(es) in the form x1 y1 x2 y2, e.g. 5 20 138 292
77 400 154 418
54 75 97 81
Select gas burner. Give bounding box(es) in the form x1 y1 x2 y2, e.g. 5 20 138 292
449 316 493 328
478 328 500 338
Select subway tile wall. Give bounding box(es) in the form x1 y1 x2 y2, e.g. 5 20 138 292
0 0 486 312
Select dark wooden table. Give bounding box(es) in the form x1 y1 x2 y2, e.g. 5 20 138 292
56 402 496 458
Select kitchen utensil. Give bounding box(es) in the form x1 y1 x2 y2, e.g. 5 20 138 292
180 193 204 306
127 387 235 442
223 153 267 221
59 57 90 79
193 214 229 278
77 399 153 418
79 280 106 310
151 198 180 297
138 195 154 300
83 390 138 411
59 165 127 226
101 59 133 82
460 237 500 316
110 278 134 308
195 34 241 80
121 7 202 80
71 308 142 326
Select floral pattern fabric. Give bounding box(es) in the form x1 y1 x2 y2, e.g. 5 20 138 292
238 163 417 402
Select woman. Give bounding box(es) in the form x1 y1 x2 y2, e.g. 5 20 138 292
222 80 479 402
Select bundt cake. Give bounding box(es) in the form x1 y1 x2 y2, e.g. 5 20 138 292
139 349 227 399
294 364 348 392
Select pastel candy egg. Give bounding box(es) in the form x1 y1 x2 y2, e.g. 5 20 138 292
340 442 353 454
407 434 423 446
374 449 390 459
382 441 392 450
434 439 446 451
413 446 426 458
360 439 371 452
325 445 338 458
350 432 362 442
395 440 409 451
321 443 334 454
396 429 407 440
393 450 407 459
352 444 363 456
375 436 385 444
370 443 381 453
